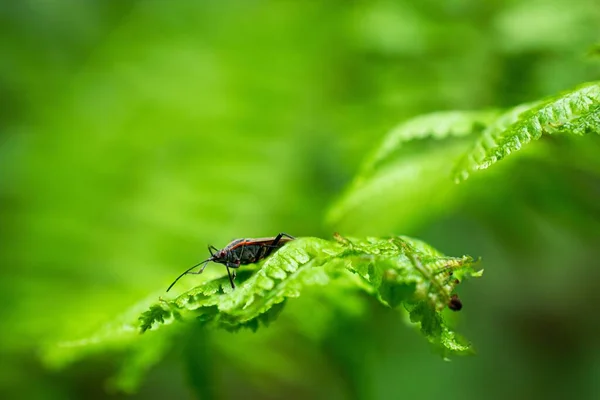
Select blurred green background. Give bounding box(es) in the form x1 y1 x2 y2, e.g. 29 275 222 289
1 0 600 399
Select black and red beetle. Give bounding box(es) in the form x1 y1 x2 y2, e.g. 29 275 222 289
167 233 295 292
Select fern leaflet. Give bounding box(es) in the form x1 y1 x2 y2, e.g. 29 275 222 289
453 82 600 182
359 110 499 180
328 81 600 231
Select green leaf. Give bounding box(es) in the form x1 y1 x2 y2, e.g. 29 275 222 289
139 305 175 333
359 110 500 180
405 301 472 358
327 109 498 232
106 330 174 394
326 139 471 232
42 293 178 393
453 81 600 182
43 236 480 390
328 81 600 234
139 236 480 356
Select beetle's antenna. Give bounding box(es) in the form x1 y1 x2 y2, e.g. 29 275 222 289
166 258 212 292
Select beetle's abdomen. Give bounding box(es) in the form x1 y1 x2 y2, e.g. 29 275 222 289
229 243 285 264
221 237 292 265
235 244 264 264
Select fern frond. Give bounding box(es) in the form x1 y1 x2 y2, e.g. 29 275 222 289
327 109 502 230
553 104 600 135
42 234 480 392
359 110 499 179
139 236 480 357
328 82 600 233
453 81 600 182
326 140 469 232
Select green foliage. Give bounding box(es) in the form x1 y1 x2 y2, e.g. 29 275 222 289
45 235 478 389
328 81 600 232
43 80 600 390
139 305 180 333
454 82 600 182
359 110 500 179
140 236 479 354
3 1 600 399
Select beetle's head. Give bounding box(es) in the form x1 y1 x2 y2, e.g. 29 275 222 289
208 245 226 260
216 250 227 259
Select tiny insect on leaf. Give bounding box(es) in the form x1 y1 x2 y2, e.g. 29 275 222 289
166 233 295 292
448 294 463 311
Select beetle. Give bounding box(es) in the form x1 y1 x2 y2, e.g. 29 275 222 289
167 233 295 292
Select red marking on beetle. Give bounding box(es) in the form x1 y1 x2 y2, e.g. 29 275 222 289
167 233 295 292
227 237 294 252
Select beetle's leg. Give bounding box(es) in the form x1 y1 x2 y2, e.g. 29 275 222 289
262 233 296 250
263 233 294 258
225 255 242 289
271 233 295 245
263 234 283 258
225 266 235 289
237 244 246 264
